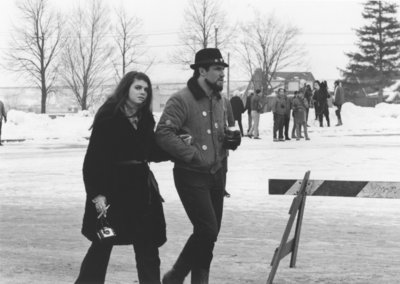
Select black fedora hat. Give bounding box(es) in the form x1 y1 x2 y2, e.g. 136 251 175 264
190 48 229 69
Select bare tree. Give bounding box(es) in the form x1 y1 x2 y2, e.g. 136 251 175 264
237 14 305 96
6 0 63 113
172 0 235 66
112 7 149 80
61 0 113 111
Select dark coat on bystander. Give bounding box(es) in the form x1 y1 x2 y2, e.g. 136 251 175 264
230 96 245 121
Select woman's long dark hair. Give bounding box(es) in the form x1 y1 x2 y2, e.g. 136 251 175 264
92 71 153 127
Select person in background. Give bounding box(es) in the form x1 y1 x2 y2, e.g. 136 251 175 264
0 99 7 146
304 84 313 126
156 48 231 284
230 90 245 136
248 89 262 139
317 81 330 127
333 80 345 126
291 91 301 139
292 89 310 140
245 90 254 136
272 88 287 142
283 89 292 140
75 71 169 284
312 81 320 121
223 95 235 198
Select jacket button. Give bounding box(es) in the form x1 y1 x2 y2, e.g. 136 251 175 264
202 111 207 117
207 129 211 134
202 145 208 150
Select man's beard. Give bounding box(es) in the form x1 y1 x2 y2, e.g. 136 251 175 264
205 78 223 92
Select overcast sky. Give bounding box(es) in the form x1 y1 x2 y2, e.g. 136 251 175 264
0 0 398 88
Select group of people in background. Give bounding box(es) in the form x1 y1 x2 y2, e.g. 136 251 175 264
228 79 345 142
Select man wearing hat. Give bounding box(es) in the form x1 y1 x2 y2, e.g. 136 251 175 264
156 48 232 283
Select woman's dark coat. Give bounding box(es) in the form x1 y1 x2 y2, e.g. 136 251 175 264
230 96 245 120
313 89 329 114
81 104 168 246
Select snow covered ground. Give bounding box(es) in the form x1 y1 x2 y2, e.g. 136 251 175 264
2 101 400 183
1 102 400 283
2 102 400 142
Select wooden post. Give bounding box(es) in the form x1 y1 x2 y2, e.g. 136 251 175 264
267 171 310 284
290 187 307 268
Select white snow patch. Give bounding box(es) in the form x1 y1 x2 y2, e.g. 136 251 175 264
2 102 400 142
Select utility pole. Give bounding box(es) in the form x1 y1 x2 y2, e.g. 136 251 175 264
215 26 218 48
227 53 230 99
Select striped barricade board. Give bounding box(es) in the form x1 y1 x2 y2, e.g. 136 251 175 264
269 179 400 198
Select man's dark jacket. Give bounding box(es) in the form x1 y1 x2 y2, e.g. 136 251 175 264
155 77 227 174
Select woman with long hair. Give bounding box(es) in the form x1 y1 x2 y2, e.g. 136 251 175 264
75 71 169 284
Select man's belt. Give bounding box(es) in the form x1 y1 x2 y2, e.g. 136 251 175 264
114 160 147 166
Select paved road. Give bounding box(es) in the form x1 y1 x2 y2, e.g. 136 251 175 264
1 140 400 283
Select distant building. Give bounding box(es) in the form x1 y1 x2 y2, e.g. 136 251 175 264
245 68 315 95
235 69 315 112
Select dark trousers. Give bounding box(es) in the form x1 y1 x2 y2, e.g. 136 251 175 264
172 167 225 275
273 113 284 139
75 241 161 284
318 106 330 127
313 103 318 119
283 114 290 139
306 108 309 124
0 121 2 143
335 105 342 121
235 117 244 136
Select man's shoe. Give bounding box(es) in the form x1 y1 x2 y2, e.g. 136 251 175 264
273 138 278 142
285 137 291 141
278 138 285 142
224 190 231 198
306 137 310 140
253 136 261 139
162 268 185 284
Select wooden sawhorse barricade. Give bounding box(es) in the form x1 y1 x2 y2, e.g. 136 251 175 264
266 171 400 284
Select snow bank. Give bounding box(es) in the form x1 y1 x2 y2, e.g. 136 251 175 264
2 102 400 142
3 110 92 142
368 80 400 103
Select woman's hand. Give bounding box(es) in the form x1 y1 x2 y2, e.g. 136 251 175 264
178 134 193 146
92 195 109 218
